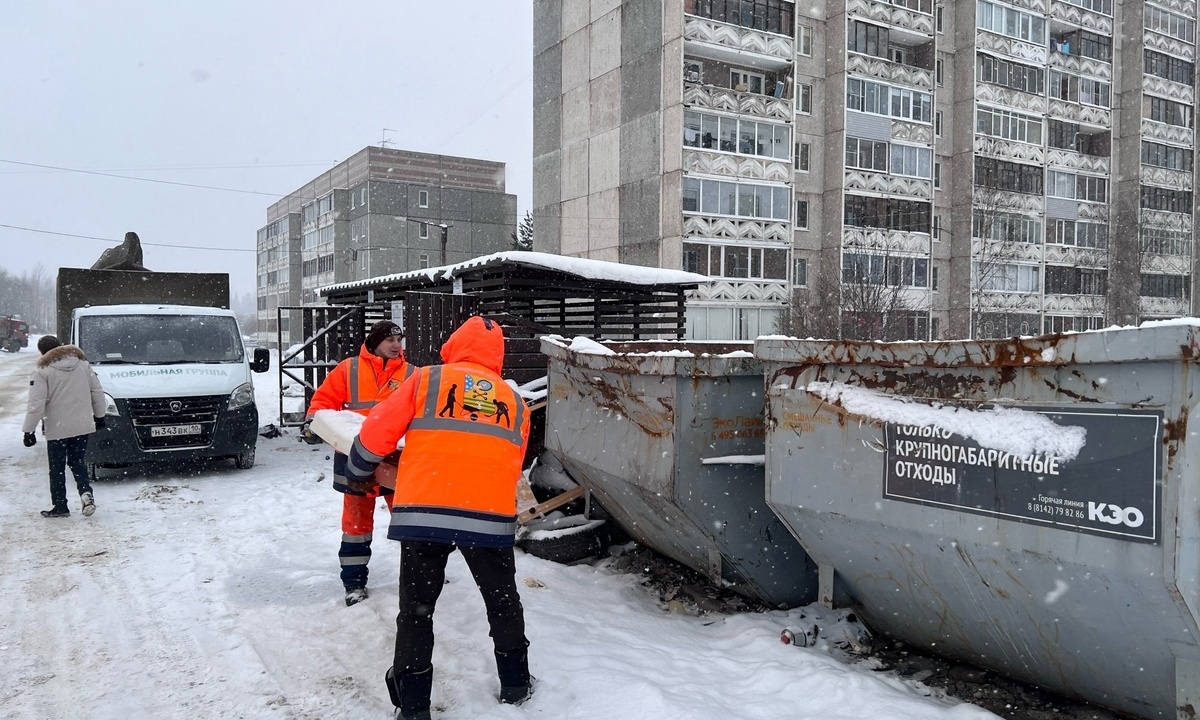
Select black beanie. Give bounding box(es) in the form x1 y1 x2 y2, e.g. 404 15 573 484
365 320 403 354
37 335 62 354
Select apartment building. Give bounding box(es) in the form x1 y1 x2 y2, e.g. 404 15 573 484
256 146 517 346
533 0 1197 340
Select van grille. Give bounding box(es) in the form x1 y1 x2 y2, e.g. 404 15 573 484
127 395 224 449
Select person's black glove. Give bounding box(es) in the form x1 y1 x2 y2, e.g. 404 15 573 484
301 420 323 445
23 432 36 447
94 417 106 431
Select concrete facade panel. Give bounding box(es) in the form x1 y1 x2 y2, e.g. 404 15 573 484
534 45 563 106
620 112 662 185
623 0 665 60
562 29 591 93
590 69 622 134
591 0 621 21
561 196 590 256
534 98 562 158
590 7 622 79
562 140 590 201
619 179 662 266
534 0 563 54
621 43 663 125
532 203 561 254
562 84 591 146
589 188 620 255
562 0 590 38
534 151 562 211
590 128 621 193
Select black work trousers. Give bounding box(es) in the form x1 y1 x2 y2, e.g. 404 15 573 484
47 434 91 508
394 540 528 674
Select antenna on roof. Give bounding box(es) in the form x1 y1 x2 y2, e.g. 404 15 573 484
380 129 398 149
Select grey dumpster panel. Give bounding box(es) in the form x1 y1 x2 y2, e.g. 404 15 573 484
543 337 818 608
757 325 1200 720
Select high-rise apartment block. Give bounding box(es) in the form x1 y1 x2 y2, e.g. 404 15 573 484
534 0 1197 340
255 147 517 346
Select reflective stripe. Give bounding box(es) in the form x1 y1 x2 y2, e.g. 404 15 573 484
342 533 371 543
390 509 517 537
342 357 380 411
421 367 443 415
409 416 524 445
339 555 370 566
350 435 388 465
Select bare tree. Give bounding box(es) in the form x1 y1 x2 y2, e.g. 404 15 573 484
969 151 1039 338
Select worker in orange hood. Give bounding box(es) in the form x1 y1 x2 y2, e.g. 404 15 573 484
345 315 532 719
303 319 415 607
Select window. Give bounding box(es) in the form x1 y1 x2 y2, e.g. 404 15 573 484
360 188 367 205
848 20 890 59
681 242 789 279
1142 226 1192 256
799 25 813 56
792 255 811 284
844 194 931 233
795 142 810 172
798 84 812 114
683 0 796 36
936 58 944 85
1044 315 1104 334
978 263 1041 293
685 110 790 159
933 161 941 188
1143 141 1193 171
1145 5 1196 43
935 110 943 137
1144 50 1194 85
1055 30 1111 62
1045 266 1107 295
730 69 765 94
418 253 430 269
936 5 944 32
684 60 703 83
931 265 940 291
977 0 1046 43
846 137 889 172
1141 273 1190 299
1141 185 1192 213
891 144 933 178
1150 96 1192 127
1050 71 1111 108
977 105 1043 144
973 209 1042 243
359 249 366 271
932 214 941 240
796 200 809 230
889 46 907 64
682 177 791 220
846 78 932 122
418 190 429 208
793 258 808 286
974 157 1043 195
977 53 1045 95
842 253 929 287
1047 220 1107 248
1048 172 1107 202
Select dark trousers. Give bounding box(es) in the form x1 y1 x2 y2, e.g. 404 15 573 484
47 435 91 508
394 540 528 674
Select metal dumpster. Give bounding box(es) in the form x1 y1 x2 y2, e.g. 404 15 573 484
756 324 1200 719
542 336 818 608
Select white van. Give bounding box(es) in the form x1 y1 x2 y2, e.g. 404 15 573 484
72 304 271 477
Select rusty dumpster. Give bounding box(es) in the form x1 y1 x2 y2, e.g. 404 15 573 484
541 336 818 608
756 323 1200 719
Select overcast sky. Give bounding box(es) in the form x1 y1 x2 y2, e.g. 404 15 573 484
0 1 533 298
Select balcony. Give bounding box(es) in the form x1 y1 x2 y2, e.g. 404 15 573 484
1140 296 1190 317
846 0 934 36
683 15 794 71
684 215 792 243
845 54 933 91
683 82 791 120
1144 74 1194 105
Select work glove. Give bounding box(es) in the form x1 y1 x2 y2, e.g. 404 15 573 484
94 417 106 431
300 420 323 445
23 432 36 447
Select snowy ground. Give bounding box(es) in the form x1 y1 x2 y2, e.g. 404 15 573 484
0 342 1008 719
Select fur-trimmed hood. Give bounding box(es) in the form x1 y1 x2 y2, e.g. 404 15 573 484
37 344 89 369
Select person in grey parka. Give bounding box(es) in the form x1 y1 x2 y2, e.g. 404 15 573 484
22 335 107 518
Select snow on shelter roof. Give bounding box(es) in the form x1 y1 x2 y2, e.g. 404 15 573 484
318 251 710 296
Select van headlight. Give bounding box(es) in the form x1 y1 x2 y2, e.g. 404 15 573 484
103 393 120 416
228 382 255 410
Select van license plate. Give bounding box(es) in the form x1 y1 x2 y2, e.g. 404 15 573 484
150 424 201 437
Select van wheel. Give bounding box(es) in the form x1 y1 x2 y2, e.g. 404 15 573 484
234 447 256 469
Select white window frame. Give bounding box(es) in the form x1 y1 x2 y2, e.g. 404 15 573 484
798 25 813 56
419 223 430 239
795 142 810 172
730 69 766 94
793 257 808 287
418 189 429 208
798 83 813 114
418 253 430 269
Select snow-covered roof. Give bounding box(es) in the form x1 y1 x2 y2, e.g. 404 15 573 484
319 251 710 295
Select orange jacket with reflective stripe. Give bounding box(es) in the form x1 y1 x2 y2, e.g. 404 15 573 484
307 344 412 418
351 317 529 547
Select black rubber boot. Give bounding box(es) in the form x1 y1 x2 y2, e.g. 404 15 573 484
40 505 69 518
385 666 432 720
495 648 532 705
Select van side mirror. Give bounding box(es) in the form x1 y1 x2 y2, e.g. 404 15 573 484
251 347 271 373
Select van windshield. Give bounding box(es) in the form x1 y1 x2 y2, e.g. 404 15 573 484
79 314 245 365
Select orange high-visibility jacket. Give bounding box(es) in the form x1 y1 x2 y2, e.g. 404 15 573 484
307 344 414 494
348 317 529 547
